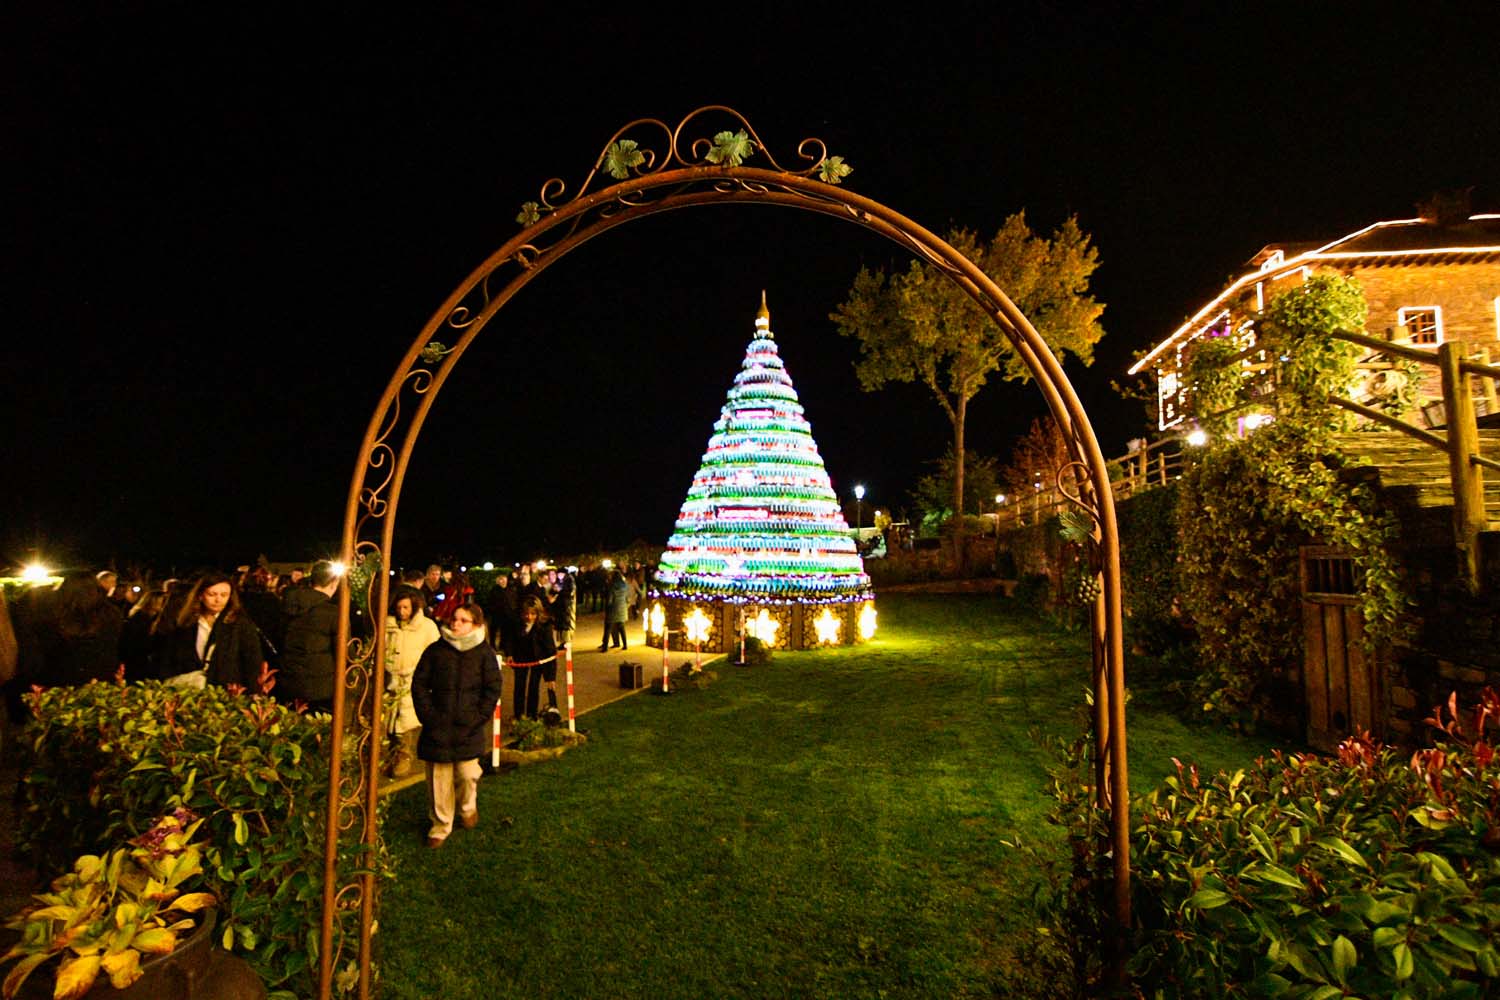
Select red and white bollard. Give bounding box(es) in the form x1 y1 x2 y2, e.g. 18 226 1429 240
563 642 577 733
492 653 504 770
660 629 671 694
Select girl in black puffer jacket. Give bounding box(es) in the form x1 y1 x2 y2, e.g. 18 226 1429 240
410 602 502 847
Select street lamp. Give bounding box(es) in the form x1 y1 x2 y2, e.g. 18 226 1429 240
995 493 1006 539
853 484 865 531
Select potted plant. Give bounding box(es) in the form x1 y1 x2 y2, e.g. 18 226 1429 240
1 809 218 999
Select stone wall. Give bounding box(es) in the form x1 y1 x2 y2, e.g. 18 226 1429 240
1382 496 1500 741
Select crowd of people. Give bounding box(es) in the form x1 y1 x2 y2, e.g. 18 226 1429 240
0 557 657 850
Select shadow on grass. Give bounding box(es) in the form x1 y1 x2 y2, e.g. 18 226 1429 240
378 594 1279 1000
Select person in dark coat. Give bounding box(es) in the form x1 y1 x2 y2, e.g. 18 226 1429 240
278 560 342 712
512 565 546 609
599 570 630 651
507 594 556 722
543 569 575 717
158 572 264 690
33 572 123 686
411 602 501 848
484 572 518 655
238 568 284 671
118 587 169 679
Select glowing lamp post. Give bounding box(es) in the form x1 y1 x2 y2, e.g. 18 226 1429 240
995 493 1006 538
683 605 711 673
853 484 865 531
648 602 670 694
20 564 53 585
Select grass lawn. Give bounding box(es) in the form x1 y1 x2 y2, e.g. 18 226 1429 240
378 593 1284 999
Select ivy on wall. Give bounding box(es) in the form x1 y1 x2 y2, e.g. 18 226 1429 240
1114 483 1181 654
1177 415 1409 727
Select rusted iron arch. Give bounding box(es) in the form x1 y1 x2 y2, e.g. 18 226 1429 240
323 152 1128 998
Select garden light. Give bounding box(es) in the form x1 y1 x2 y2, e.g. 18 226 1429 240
1186 429 1209 447
329 561 348 577
858 602 878 640
482 561 494 571
648 602 666 636
21 564 52 584
683 606 712 644
744 608 779 646
813 608 842 645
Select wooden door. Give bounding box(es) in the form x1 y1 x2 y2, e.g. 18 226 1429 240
1300 546 1380 750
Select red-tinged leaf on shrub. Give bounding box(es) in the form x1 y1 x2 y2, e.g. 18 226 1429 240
1434 924 1487 953
129 927 176 955
54 953 103 999
1185 888 1231 909
2 951 50 998
1314 836 1369 868
101 948 142 990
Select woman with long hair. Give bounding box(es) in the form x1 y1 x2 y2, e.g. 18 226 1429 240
34 572 123 686
158 571 265 689
410 602 501 847
385 586 439 778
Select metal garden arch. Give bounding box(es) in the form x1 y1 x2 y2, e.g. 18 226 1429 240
319 107 1130 999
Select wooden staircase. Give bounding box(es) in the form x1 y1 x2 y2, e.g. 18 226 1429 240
1332 429 1500 529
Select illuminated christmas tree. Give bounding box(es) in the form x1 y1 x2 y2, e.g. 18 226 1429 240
649 293 876 651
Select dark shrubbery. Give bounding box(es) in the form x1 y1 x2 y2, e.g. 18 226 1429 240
1037 689 1500 997
16 679 381 997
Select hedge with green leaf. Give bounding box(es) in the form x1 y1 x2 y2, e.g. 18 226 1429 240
1175 419 1408 728
16 679 382 997
1037 690 1500 998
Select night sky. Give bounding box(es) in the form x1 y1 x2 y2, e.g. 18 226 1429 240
6 4 1498 573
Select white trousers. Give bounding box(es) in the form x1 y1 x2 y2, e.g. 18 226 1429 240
425 759 481 840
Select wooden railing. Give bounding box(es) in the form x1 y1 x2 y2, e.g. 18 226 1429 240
993 436 1184 531
996 334 1498 592
1324 331 1499 592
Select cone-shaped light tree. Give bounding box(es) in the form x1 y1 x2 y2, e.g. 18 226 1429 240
649 294 876 651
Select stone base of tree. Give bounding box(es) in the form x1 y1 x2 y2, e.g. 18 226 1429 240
497 729 588 765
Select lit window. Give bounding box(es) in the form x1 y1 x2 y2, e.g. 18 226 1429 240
1398 306 1443 346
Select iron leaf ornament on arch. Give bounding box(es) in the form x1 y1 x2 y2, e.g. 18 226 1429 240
512 106 853 230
